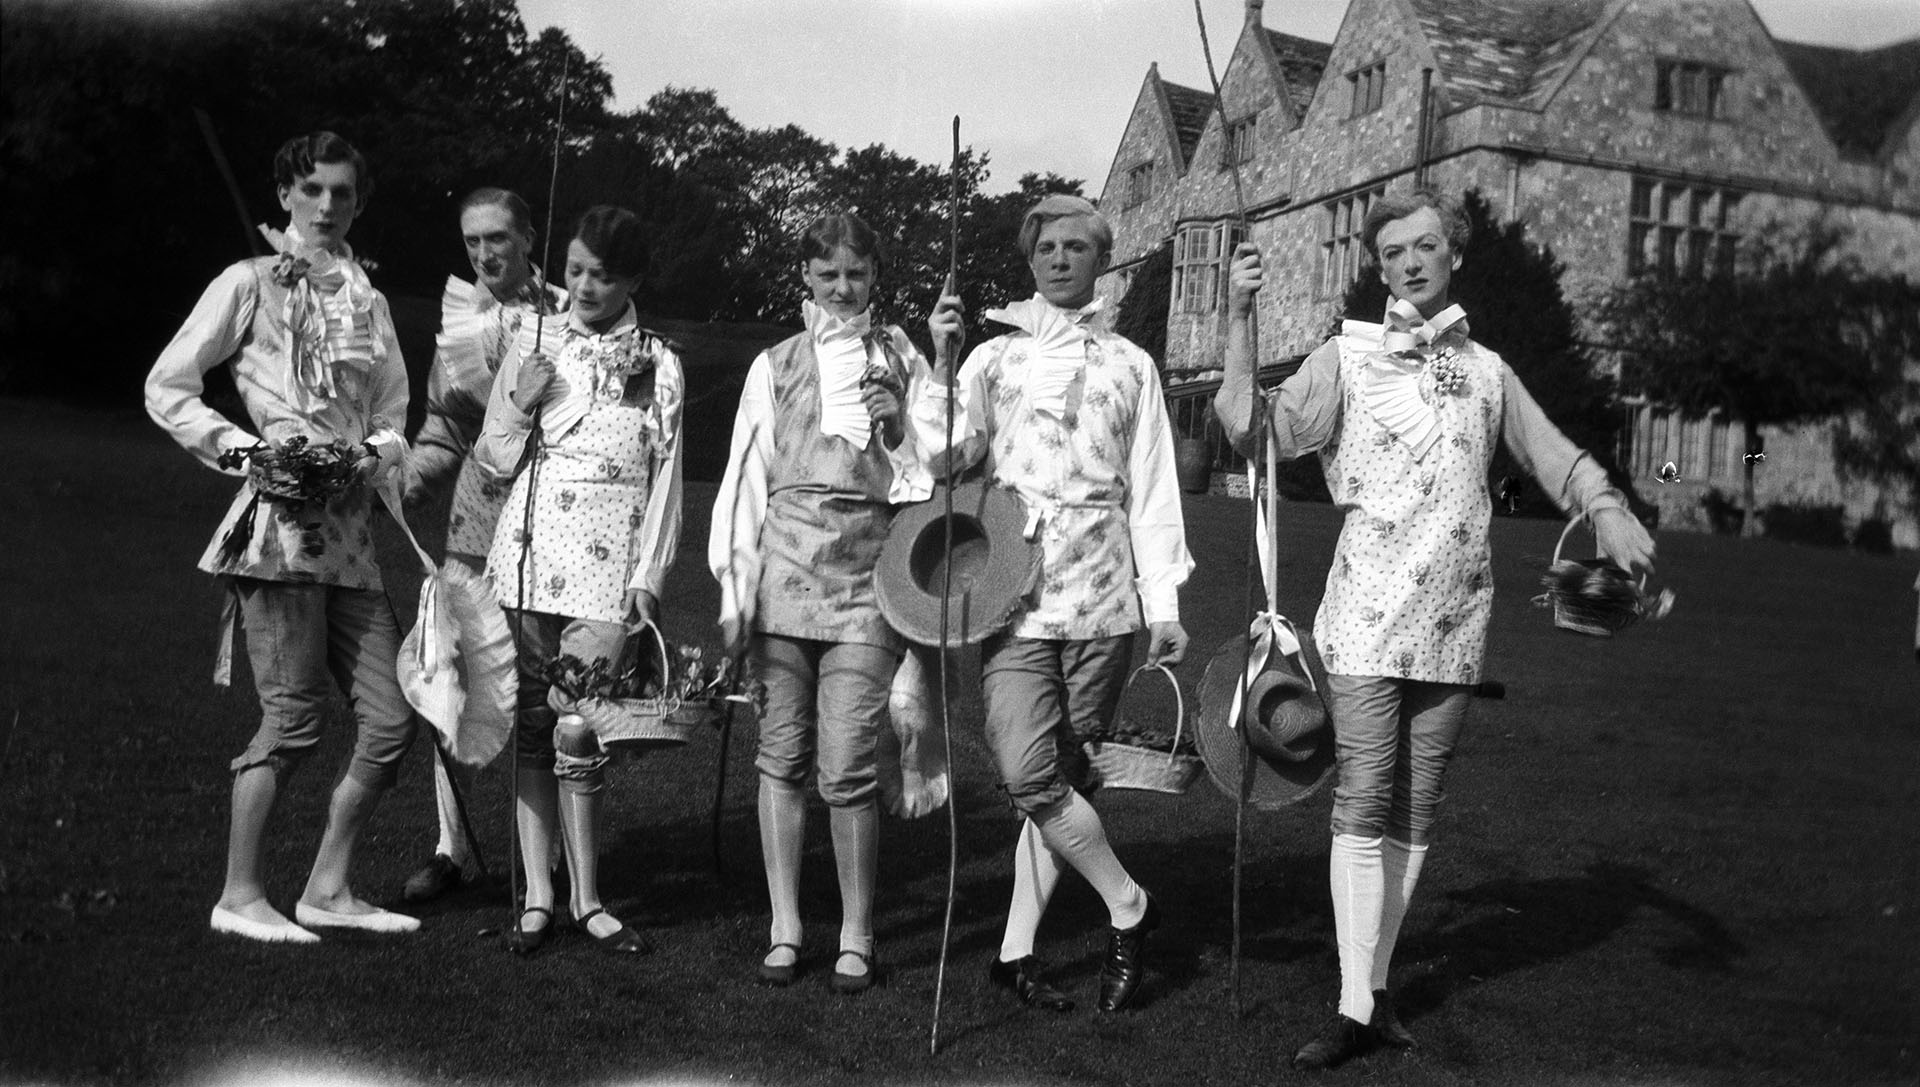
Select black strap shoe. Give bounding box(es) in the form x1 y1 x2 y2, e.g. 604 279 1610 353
1292 1014 1375 1070
987 955 1075 1012
1370 989 1417 1048
1096 894 1160 1012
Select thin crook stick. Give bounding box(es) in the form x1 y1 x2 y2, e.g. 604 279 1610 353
191 108 267 258
509 44 570 946
1195 0 1263 1021
929 113 963 1059
533 49 570 355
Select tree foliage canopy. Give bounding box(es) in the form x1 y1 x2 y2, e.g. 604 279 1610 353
1 0 1084 399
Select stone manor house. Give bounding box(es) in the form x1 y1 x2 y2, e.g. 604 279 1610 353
1097 0 1920 545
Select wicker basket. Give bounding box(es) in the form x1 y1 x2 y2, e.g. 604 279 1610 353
1534 518 1671 637
1086 664 1204 795
570 621 696 748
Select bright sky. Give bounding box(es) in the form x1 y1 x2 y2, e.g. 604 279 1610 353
516 0 1920 194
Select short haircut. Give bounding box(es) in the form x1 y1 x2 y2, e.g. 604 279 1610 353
273 131 371 205
571 205 648 281
798 212 885 276
459 187 535 237
1017 194 1113 259
1360 187 1470 260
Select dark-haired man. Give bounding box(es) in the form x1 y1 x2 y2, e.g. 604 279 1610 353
147 131 420 944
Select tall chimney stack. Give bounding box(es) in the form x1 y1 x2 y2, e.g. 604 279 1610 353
1247 0 1265 27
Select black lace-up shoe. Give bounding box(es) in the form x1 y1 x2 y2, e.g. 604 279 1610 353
987 955 1075 1012
1096 894 1160 1012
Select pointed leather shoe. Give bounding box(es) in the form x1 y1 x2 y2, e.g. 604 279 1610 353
1292 1014 1375 1070
1096 894 1160 1012
1370 989 1417 1048
988 954 1075 1012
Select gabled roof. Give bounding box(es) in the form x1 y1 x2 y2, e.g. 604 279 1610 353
1265 30 1333 121
1404 0 1610 107
1162 79 1215 167
1775 37 1920 162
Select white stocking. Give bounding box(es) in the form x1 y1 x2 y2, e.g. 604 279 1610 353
1032 792 1146 930
999 818 1065 961
1329 833 1384 1023
1372 837 1428 992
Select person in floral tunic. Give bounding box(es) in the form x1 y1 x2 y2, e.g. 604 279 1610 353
709 212 929 995
399 187 565 904
474 205 684 957
145 132 421 944
1215 189 1657 1069
919 195 1193 1014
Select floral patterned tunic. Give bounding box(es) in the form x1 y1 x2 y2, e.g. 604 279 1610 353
476 305 684 623
911 299 1191 641
1315 328 1503 683
416 275 565 560
145 252 408 591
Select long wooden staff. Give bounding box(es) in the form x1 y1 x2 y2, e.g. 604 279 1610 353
191 108 267 258
1194 0 1263 1019
509 46 569 945
929 114 963 1058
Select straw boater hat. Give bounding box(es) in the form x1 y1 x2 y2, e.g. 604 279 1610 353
1192 626 1334 810
875 479 1041 647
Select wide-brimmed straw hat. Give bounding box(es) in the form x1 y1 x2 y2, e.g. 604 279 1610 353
1193 626 1334 810
399 562 519 772
875 480 1041 647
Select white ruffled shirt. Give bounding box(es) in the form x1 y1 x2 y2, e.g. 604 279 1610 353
807 299 880 450
1363 298 1471 461
982 294 1105 419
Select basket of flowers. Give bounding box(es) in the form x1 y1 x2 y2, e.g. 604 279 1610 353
1084 664 1204 795
538 624 760 749
1533 517 1674 637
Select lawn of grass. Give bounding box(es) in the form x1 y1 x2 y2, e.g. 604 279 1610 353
1 396 1916 1087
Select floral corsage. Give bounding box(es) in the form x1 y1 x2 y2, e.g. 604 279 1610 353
1424 345 1468 398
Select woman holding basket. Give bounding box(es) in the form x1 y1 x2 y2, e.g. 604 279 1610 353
474 205 684 956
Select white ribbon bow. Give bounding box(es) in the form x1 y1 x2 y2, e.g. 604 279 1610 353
985 294 1103 419
805 299 877 450
1362 299 1470 462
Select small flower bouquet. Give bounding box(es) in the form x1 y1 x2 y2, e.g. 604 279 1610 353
218 435 373 505
1083 665 1203 795
214 435 374 566
1425 345 1468 397
664 643 765 728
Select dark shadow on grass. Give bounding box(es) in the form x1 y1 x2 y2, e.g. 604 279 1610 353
1396 860 1745 1022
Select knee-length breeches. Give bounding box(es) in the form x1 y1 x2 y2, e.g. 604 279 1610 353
1326 673 1472 844
753 634 897 807
980 633 1132 816
234 578 417 789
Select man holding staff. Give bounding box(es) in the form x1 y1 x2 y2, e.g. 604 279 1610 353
920 194 1192 1013
1214 188 1655 1067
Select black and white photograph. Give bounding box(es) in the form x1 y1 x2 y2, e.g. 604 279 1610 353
3 0 1917 1084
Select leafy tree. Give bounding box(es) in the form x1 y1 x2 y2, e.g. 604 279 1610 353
0 0 611 397
1342 189 1620 515
1596 223 1898 535
1114 240 1173 367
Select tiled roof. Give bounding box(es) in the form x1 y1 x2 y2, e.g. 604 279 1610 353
1776 37 1920 161
1405 0 1610 107
1163 79 1216 166
1265 30 1334 120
